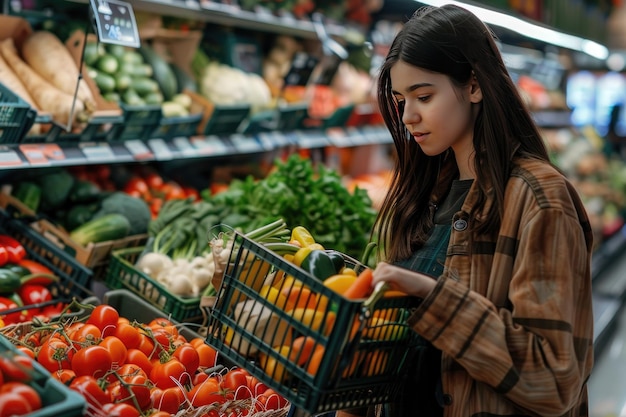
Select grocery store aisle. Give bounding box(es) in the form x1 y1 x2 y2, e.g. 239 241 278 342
589 247 626 417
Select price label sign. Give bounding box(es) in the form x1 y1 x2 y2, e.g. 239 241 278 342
90 0 140 48
0 147 24 167
125 140 153 160
148 139 174 160
283 52 318 87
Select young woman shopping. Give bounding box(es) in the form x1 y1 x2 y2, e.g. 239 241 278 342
338 4 594 417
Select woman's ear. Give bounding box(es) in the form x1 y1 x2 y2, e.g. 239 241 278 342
469 73 483 103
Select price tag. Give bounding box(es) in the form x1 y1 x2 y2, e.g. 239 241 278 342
345 127 368 145
360 126 380 144
125 139 153 160
326 127 353 147
297 132 329 149
203 136 231 155
256 133 275 151
148 139 173 160
283 52 318 87
231 134 262 153
90 0 140 48
0 147 23 167
81 143 115 162
173 137 197 157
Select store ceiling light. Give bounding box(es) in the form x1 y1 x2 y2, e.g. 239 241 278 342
414 0 610 60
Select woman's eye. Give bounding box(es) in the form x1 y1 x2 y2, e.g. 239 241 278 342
417 95 431 102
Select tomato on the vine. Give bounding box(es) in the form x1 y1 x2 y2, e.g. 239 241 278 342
262 389 288 410
101 402 142 417
108 372 151 410
37 338 73 373
221 369 251 400
125 348 153 376
99 335 127 367
71 345 113 379
173 343 200 376
87 304 120 337
113 322 141 349
195 342 218 368
51 369 76 385
0 354 34 381
69 375 111 409
69 323 102 347
150 358 188 389
0 393 32 417
150 386 185 414
187 377 226 407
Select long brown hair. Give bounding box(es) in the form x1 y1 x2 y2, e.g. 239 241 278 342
375 4 551 262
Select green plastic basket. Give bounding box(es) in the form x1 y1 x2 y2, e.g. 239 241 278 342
0 335 86 417
152 113 203 140
0 82 35 144
204 231 423 415
105 246 203 323
106 104 163 141
0 210 93 302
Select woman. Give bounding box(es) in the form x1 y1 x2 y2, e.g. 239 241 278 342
339 4 594 417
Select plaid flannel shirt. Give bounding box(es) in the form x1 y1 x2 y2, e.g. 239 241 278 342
408 157 594 417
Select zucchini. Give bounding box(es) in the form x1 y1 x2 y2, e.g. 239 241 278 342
69 213 131 246
13 181 41 212
96 53 120 75
93 70 116 94
139 45 178 100
132 77 160 97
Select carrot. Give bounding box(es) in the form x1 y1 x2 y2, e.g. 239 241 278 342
289 336 317 366
343 268 374 300
21 31 96 111
0 38 84 126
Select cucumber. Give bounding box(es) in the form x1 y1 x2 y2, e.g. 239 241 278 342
132 77 160 97
93 71 116 93
121 50 144 65
143 92 164 105
96 54 120 75
162 101 189 118
114 73 133 91
84 42 104 67
119 63 153 78
69 213 131 246
107 43 127 60
122 89 145 106
103 92 121 103
139 45 178 100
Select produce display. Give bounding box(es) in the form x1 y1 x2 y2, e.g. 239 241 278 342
0 301 289 416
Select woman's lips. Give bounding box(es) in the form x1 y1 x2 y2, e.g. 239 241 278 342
412 132 429 143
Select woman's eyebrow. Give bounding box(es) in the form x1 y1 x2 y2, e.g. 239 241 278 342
392 82 434 95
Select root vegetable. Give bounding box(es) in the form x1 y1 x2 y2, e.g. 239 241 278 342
0 38 85 126
135 252 173 279
21 31 96 111
0 52 38 109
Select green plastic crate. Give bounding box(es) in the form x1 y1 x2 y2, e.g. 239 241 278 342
105 246 203 323
106 104 163 141
152 113 203 140
204 231 423 415
0 335 86 417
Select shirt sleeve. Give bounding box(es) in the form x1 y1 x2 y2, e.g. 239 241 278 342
407 205 594 416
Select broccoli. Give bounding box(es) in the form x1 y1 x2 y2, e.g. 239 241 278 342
92 192 152 235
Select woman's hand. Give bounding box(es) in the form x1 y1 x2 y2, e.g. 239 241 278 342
371 262 437 298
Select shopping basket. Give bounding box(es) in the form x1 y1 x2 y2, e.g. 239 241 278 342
204 231 423 415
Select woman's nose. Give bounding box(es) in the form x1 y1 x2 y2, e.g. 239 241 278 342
402 101 420 126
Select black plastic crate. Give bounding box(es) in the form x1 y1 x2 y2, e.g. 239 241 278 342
106 104 162 142
205 231 423 415
153 113 203 140
0 209 93 302
0 82 35 144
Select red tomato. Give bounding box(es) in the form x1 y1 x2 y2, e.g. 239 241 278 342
99 336 127 367
124 177 150 198
0 382 41 411
195 342 218 368
148 412 171 417
0 296 23 324
246 375 268 396
263 389 288 410
100 402 141 417
114 322 141 349
221 369 251 400
37 339 74 373
17 259 53 275
108 373 151 410
173 343 200 376
69 323 102 347
51 369 76 385
145 173 164 191
15 346 35 359
69 375 112 409
87 304 120 337
150 386 185 414
18 284 52 305
0 393 32 417
71 345 113 379
150 359 188 389
0 354 34 382
187 377 226 407
125 348 153 376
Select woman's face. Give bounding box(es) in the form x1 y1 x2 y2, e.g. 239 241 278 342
389 60 482 157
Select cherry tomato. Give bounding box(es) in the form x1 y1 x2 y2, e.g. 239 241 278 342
87 304 120 337
137 333 158 359
187 377 225 407
99 336 127 367
150 386 185 414
71 345 113 379
150 358 188 389
0 382 41 411
173 343 200 376
0 392 32 417
221 369 250 400
108 372 151 410
69 375 112 409
51 369 76 385
37 339 73 373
